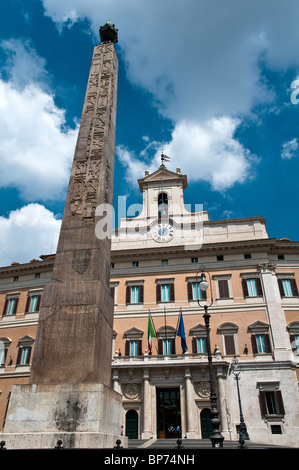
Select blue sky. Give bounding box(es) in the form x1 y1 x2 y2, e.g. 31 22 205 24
0 0 299 266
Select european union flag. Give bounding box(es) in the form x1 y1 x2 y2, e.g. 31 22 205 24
177 310 188 353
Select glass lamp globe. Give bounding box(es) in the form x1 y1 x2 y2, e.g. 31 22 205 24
199 274 209 291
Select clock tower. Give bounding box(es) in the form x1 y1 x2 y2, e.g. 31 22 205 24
113 162 207 250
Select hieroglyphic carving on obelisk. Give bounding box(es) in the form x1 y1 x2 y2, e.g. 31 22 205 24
29 23 119 386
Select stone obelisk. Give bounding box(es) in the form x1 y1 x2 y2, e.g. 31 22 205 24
3 22 127 449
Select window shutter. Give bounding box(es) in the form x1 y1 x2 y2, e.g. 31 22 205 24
259 391 267 417
224 335 235 355
276 390 285 415
156 284 161 303
192 337 197 353
26 347 32 364
256 277 263 297
125 340 130 356
277 278 284 297
201 289 207 300
126 286 130 304
187 282 193 301
291 278 299 296
158 339 163 355
139 285 144 303
171 338 175 354
218 279 229 298
251 335 258 354
13 297 19 314
138 340 142 356
170 283 175 301
2 299 8 316
4 347 8 364
25 296 31 313
242 278 249 297
110 286 115 298
36 295 41 311
264 334 272 353
16 347 22 365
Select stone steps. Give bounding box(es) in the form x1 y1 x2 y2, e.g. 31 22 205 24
128 438 279 449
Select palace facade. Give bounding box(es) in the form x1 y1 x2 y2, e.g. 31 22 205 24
1 165 299 447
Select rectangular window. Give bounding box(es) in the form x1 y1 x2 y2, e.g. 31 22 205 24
191 257 198 263
224 335 236 355
161 260 168 265
163 339 172 355
278 277 299 297
132 261 139 267
196 337 206 353
17 346 31 365
156 282 174 302
187 281 207 301
7 298 17 315
192 282 202 300
126 284 144 304
256 334 266 353
161 284 170 301
259 389 285 417
242 277 263 297
3 297 19 316
218 279 230 299
247 279 258 296
25 294 41 313
251 333 271 354
130 340 139 356
131 286 140 303
265 391 278 414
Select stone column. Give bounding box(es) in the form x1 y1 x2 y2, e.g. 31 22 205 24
185 368 196 438
217 367 229 439
142 369 152 439
258 263 292 361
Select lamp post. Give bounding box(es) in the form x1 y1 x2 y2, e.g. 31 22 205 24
232 356 249 448
196 268 224 448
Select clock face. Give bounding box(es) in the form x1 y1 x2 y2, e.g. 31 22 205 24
151 222 174 242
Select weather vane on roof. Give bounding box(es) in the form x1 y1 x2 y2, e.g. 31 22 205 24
160 145 171 165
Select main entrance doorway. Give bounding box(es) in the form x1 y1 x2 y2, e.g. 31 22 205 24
200 408 213 439
156 388 181 438
126 409 138 439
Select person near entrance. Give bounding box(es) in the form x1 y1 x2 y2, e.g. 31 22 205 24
168 424 175 434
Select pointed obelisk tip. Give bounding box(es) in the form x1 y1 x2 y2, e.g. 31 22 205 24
99 20 118 44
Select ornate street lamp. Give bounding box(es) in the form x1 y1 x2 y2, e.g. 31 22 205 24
232 356 250 448
196 268 224 448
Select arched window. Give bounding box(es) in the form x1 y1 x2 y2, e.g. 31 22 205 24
158 192 168 220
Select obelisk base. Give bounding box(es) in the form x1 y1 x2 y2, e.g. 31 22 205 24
2 382 127 449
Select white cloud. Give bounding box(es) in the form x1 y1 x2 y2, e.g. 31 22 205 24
281 138 299 159
40 0 299 191
0 39 78 201
0 204 61 267
41 0 299 121
117 145 149 187
117 117 256 192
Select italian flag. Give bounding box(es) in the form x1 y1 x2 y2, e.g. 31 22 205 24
147 312 156 353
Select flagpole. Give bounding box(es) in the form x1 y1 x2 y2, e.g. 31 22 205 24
164 305 167 354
